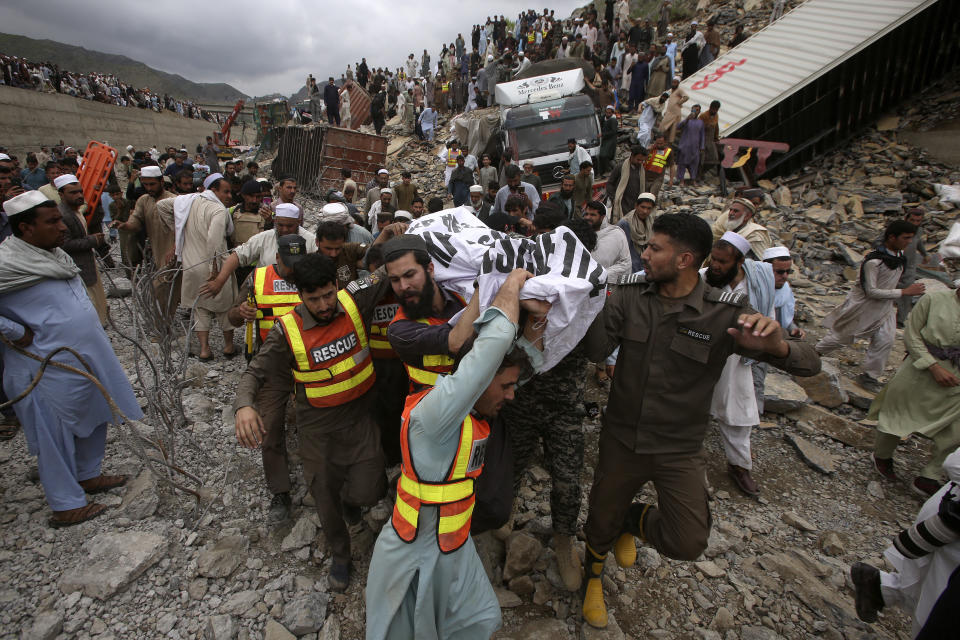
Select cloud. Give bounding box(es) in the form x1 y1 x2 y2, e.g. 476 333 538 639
0 0 586 97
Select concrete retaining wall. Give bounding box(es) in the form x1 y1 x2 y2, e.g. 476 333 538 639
0 86 221 158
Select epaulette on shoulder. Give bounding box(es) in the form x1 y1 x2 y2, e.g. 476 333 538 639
346 275 374 295
617 273 647 286
704 287 747 307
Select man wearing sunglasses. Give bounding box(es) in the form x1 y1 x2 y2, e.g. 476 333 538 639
763 246 804 339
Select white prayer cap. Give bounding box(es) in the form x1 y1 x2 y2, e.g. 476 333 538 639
393 210 413 222
637 192 656 204
63 146 75 152
319 202 351 225
720 231 751 257
691 20 698 25
126 145 134 151
380 187 393 195
0 153 10 161
274 203 300 219
202 172 223 190
667 32 673 37
469 184 483 193
487 55 494 60
377 168 389 175
53 174 79 189
673 76 681 83
140 166 162 178
3 190 53 217
762 246 791 261
605 104 616 111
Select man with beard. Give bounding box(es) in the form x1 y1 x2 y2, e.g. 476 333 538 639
618 192 657 273
466 184 490 221
56 175 109 327
173 169 196 195
710 198 773 260
702 232 777 497
584 201 631 283
607 145 647 224
112 165 178 313
579 213 820 629
230 180 274 260
384 236 475 391
225 234 306 523
366 268 547 640
234 253 392 591
553 175 577 219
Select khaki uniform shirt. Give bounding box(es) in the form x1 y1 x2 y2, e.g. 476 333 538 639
233 272 392 431
585 275 821 455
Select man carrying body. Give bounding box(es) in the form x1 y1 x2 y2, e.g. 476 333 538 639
579 213 821 628
617 192 657 273
710 198 773 259
366 268 546 639
0 191 142 527
703 232 777 497
607 144 646 224
817 219 924 391
235 253 390 591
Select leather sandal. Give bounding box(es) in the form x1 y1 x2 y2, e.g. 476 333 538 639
49 503 107 528
79 474 129 494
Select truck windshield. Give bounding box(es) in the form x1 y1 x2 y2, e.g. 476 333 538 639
514 116 599 157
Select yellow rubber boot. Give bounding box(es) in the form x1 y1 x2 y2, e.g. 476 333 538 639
613 533 637 568
582 544 608 629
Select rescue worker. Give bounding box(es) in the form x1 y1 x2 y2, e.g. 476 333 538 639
438 139 464 188
226 235 305 522
234 253 393 592
365 268 548 640
643 134 674 197
579 213 821 629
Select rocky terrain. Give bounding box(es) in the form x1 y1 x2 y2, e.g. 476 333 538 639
5 3 960 639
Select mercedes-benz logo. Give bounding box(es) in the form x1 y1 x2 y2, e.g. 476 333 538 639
551 166 565 180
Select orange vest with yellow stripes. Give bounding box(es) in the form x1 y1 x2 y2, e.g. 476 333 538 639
253 264 301 344
392 390 490 552
279 290 375 408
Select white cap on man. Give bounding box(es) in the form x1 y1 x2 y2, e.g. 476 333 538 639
377 168 389 175
469 184 483 194
381 187 393 195
202 173 223 190
637 192 656 204
53 174 79 190
762 246 792 261
140 166 162 178
721 231 751 257
393 210 413 222
274 203 300 219
0 153 11 161
3 190 51 216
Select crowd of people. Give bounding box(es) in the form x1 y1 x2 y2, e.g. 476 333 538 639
0 53 229 125
2 1 960 639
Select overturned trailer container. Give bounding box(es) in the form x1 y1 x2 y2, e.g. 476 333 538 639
271 124 387 197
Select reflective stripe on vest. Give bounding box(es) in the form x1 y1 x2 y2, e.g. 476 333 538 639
644 148 671 174
390 291 466 388
370 298 399 359
391 390 489 552
446 148 461 167
279 290 375 408
253 265 301 343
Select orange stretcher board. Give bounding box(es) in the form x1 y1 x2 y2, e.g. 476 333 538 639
76 141 118 225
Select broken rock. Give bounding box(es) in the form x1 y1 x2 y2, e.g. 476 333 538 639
762 372 808 413
281 515 317 552
781 511 817 532
792 360 847 408
204 615 237 640
503 531 542 581
283 592 329 635
118 469 159 520
59 531 167 600
785 433 836 474
197 535 249 578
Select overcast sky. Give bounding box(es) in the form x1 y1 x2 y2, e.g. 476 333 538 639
1 0 588 98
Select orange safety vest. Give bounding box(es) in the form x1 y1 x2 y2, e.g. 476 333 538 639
446 148 462 167
644 148 672 174
369 292 399 359
442 82 450 93
253 264 301 344
392 390 490 552
279 290 375 408
389 291 466 388
527 32 535 43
